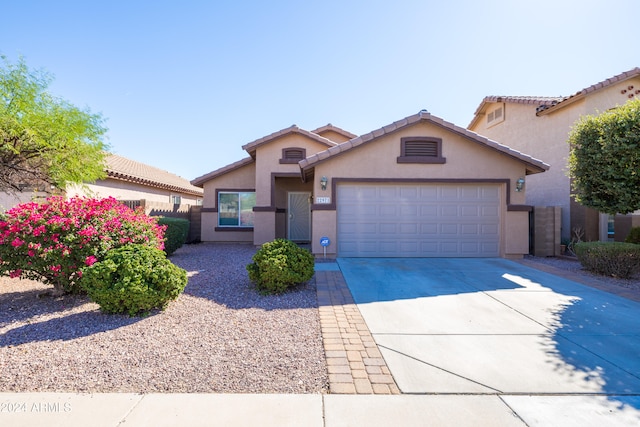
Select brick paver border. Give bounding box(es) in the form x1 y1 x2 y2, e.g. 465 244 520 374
315 268 400 395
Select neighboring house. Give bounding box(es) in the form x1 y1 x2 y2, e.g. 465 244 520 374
192 112 548 258
67 153 203 205
468 67 640 243
0 185 49 213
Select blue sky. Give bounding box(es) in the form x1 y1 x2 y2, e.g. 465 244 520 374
2 0 638 181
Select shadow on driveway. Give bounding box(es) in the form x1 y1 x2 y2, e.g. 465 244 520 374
338 257 640 415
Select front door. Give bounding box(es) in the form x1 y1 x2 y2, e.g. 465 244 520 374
288 192 311 242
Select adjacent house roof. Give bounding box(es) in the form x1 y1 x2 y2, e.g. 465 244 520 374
469 67 640 127
242 125 338 158
191 157 254 187
300 110 550 181
105 153 204 196
535 67 640 116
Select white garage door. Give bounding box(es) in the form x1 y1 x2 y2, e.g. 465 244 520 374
337 183 500 257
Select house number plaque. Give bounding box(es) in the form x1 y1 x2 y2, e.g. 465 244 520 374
316 197 331 204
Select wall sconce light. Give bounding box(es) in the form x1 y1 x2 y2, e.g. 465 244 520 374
515 177 525 192
320 176 328 191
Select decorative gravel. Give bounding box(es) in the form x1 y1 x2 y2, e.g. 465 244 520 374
0 243 329 394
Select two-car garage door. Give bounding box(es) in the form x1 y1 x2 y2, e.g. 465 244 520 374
337 183 501 257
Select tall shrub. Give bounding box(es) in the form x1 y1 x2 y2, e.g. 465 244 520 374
0 196 165 294
157 217 190 255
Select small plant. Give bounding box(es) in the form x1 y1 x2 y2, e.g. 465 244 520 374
246 239 314 294
81 244 187 316
625 226 640 245
157 217 190 255
574 242 640 279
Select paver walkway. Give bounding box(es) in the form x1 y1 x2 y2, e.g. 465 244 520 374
315 264 399 395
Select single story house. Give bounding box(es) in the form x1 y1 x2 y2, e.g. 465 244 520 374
192 111 549 258
468 67 640 243
67 153 203 212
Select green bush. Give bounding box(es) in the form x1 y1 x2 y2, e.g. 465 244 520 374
246 239 314 294
574 242 640 279
625 226 640 244
157 217 190 255
81 244 188 316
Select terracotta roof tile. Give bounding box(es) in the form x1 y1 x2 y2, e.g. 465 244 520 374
191 157 254 187
300 110 549 176
242 125 337 157
470 68 640 125
536 67 640 115
105 154 203 196
311 124 357 139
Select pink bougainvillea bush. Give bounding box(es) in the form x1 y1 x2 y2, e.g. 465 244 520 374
0 196 166 294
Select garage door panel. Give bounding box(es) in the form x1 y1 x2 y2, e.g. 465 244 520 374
337 184 500 257
379 223 398 234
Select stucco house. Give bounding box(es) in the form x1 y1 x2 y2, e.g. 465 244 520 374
468 67 640 243
192 111 549 258
67 153 203 210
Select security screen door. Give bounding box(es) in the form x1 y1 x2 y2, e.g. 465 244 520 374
288 192 311 242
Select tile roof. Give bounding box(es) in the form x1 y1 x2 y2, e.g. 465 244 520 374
310 123 358 140
535 67 640 115
300 110 549 180
191 157 254 187
469 67 640 126
105 154 203 196
242 125 338 158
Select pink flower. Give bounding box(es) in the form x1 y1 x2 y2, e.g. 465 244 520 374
11 237 24 247
9 269 22 278
85 255 98 266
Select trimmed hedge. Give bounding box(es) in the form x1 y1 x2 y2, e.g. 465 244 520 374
81 244 188 316
157 217 190 255
247 238 314 294
625 226 640 245
574 242 640 279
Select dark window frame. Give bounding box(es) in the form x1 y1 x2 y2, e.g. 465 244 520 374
397 137 446 164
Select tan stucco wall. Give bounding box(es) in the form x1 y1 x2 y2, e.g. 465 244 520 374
0 191 48 212
470 78 640 240
200 161 256 242
66 180 202 205
253 134 332 206
309 121 532 257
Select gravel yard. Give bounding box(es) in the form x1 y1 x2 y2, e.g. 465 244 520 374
0 243 329 394
1 243 638 395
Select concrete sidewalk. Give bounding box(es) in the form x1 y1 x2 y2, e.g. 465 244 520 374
3 392 640 426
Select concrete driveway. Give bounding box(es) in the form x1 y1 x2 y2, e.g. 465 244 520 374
337 257 640 425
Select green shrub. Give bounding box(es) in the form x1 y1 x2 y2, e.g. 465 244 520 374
625 226 640 244
157 217 190 255
246 239 314 294
81 244 188 316
574 242 640 279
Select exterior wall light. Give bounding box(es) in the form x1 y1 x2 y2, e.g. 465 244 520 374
515 177 525 192
320 176 328 191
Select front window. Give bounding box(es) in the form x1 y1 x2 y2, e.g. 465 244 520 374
218 192 256 227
